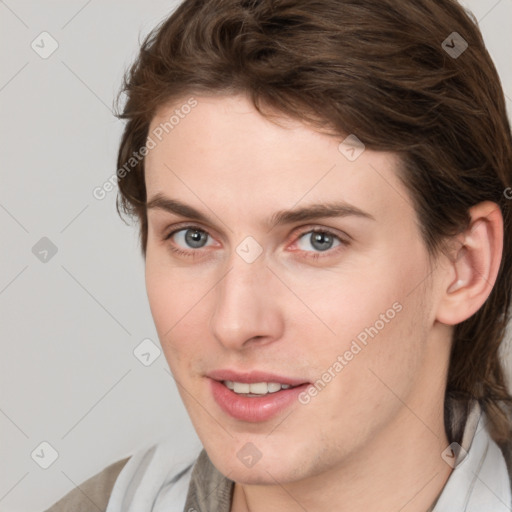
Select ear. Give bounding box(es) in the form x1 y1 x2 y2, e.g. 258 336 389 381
435 201 504 325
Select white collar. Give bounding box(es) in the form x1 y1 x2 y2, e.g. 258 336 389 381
431 400 511 511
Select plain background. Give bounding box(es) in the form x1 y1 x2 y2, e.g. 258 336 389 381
0 1 511 510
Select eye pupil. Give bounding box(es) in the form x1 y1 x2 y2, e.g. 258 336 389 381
185 229 207 248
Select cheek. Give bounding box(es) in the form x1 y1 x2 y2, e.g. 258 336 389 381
298 242 431 373
290 258 413 338
145 261 174 335
145 251 185 349
144 250 214 362
322 254 432 404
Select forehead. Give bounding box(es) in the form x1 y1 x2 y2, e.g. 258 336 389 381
144 94 412 224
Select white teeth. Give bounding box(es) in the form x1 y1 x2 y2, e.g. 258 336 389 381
267 382 282 393
233 382 250 393
225 381 294 395
249 382 268 395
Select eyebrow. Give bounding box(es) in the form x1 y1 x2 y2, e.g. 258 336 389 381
146 193 375 229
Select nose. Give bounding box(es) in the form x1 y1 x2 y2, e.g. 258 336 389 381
209 251 284 351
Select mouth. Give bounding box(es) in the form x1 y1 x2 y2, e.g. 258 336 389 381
207 370 311 422
222 380 299 396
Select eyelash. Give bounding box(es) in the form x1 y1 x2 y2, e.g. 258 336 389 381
163 224 350 261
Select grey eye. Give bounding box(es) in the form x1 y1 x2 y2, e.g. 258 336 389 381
174 228 210 249
297 231 341 252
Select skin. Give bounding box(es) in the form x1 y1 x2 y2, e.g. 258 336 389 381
143 94 503 512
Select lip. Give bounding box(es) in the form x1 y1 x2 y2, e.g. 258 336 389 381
207 369 311 423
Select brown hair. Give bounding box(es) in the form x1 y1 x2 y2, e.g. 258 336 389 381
115 0 512 443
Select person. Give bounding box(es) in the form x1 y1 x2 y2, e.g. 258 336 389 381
45 0 512 510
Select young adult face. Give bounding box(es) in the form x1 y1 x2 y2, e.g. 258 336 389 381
143 94 455 490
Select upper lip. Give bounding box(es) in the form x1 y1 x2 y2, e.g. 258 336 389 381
207 369 309 386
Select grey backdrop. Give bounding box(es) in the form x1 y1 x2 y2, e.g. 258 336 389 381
1 1 511 510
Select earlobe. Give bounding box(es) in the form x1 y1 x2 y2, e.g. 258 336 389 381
437 202 503 325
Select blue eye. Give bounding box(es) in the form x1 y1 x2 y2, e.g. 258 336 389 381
168 227 213 249
163 224 348 261
296 229 342 252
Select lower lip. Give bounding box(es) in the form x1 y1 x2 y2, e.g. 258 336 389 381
209 379 310 422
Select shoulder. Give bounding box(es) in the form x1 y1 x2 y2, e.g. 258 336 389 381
43 456 131 512
104 437 201 511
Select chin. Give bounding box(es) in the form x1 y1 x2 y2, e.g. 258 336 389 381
207 445 308 485
224 461 298 485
